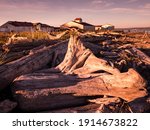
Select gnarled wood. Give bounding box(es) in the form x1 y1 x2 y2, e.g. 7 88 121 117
57 35 120 75
0 37 108 91
12 34 148 112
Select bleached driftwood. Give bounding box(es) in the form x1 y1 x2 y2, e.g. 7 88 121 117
12 34 147 112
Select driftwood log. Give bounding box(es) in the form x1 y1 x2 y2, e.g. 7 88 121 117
0 51 28 65
12 70 147 111
129 47 150 65
0 40 68 90
46 96 150 113
46 97 124 113
12 34 147 112
2 39 60 52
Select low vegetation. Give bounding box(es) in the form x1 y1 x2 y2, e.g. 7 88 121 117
0 31 54 45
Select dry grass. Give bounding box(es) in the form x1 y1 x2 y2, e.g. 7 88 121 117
0 32 12 44
16 31 50 40
0 31 52 44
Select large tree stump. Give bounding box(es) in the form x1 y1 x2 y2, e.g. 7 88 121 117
12 34 147 112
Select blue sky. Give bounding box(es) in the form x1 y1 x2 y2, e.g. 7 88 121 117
0 0 150 27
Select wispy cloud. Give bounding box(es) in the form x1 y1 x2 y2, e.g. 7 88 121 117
110 7 150 16
91 0 114 8
75 8 100 13
127 0 139 3
144 3 150 9
76 6 150 16
0 0 51 10
92 0 103 4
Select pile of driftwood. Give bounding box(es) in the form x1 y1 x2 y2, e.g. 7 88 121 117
0 30 150 113
0 36 62 65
